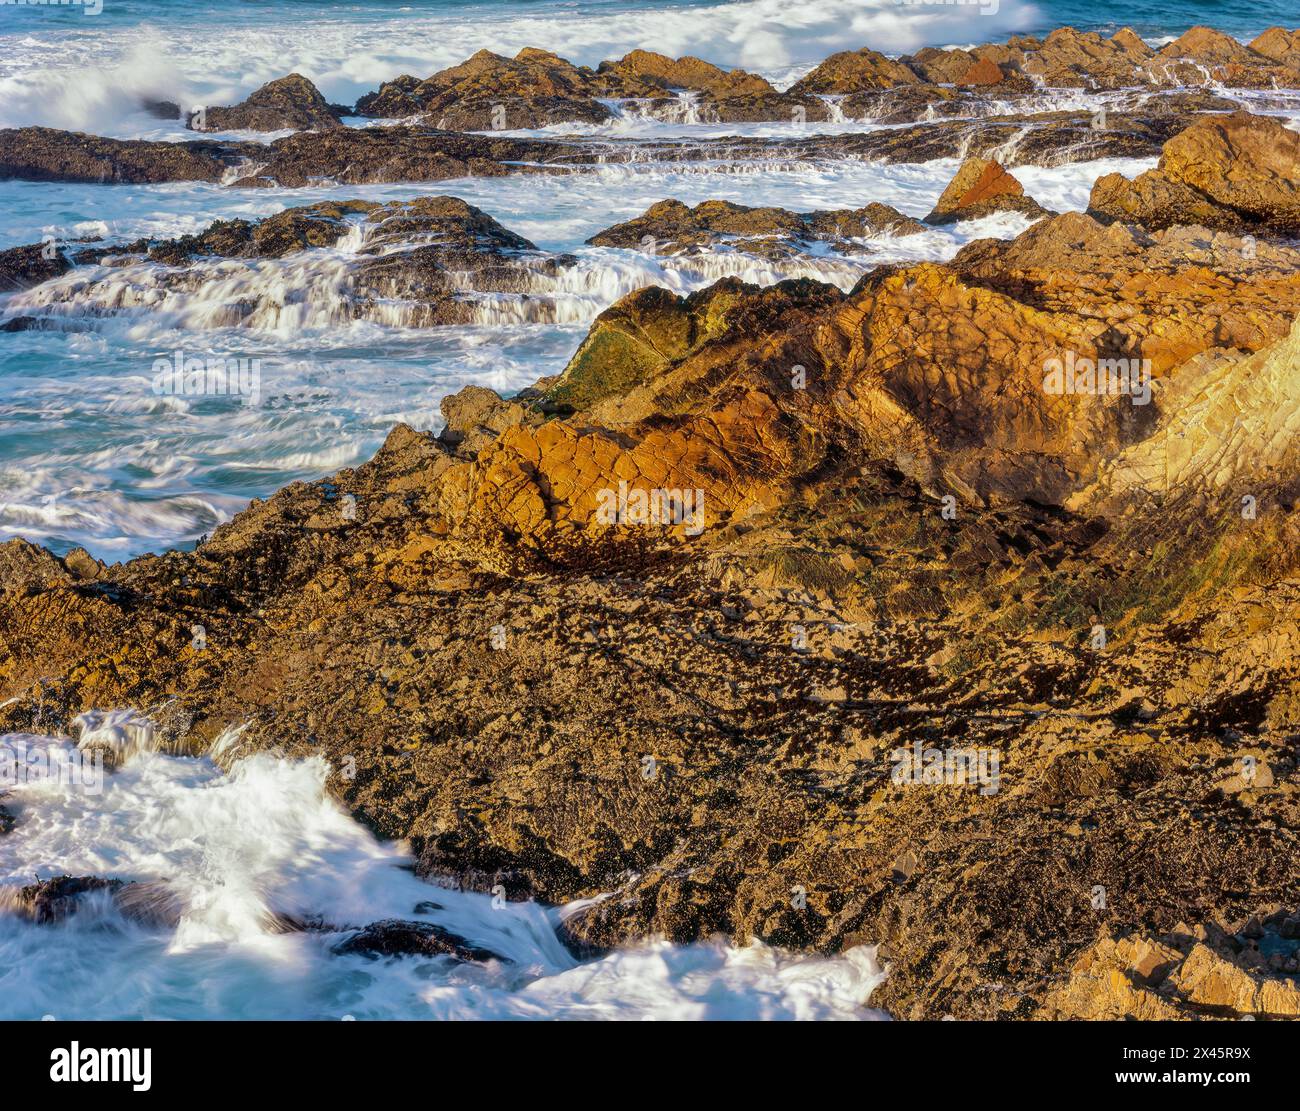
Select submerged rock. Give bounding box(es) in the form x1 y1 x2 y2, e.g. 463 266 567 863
10 195 570 330
333 919 508 964
8 876 126 924
73 709 157 767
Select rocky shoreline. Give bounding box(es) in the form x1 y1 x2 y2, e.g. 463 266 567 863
3 26 1300 191
3 26 1300 1020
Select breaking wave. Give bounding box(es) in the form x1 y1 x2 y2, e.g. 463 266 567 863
0 729 888 1020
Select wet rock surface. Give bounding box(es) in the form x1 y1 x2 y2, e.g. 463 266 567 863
588 198 926 259
332 919 508 963
12 196 572 330
0 875 505 965
8 876 127 924
0 242 72 291
191 74 345 133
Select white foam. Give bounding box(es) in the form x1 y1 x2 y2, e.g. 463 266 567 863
0 731 888 1020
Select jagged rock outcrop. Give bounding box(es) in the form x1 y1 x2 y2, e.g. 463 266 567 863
790 47 921 94
343 27 1300 133
788 24 1300 97
924 157 1051 224
1089 111 1300 231
357 48 615 129
190 74 344 132
1045 913 1300 1019
355 46 823 127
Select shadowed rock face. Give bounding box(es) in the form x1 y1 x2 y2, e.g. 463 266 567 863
226 126 561 188
190 74 345 133
5 167 1300 1017
0 125 561 187
0 127 261 184
1090 111 1300 231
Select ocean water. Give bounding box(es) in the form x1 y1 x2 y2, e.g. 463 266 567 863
0 0 1296 1020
